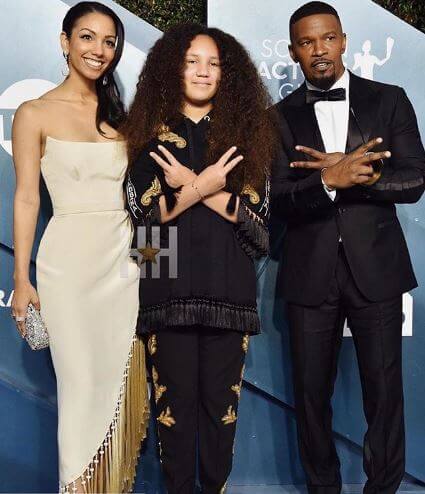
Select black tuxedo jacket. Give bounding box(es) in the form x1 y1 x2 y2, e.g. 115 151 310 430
271 72 425 305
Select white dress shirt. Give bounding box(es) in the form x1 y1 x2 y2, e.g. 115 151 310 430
306 69 350 201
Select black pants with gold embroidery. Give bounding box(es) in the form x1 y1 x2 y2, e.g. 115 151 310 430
146 325 249 494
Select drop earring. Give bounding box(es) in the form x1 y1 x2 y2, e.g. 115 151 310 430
62 52 69 77
102 75 108 86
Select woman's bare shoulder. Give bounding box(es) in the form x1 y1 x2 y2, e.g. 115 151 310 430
15 88 69 131
15 88 64 117
13 99 45 131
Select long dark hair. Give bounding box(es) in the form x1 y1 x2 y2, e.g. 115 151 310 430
121 23 277 192
62 1 126 134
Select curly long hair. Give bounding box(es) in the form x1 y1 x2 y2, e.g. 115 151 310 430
121 23 277 192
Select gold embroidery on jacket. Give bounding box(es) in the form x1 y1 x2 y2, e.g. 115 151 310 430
158 125 187 149
242 334 250 354
141 176 162 206
157 407 176 427
221 405 237 425
220 483 227 494
242 184 260 204
152 366 159 384
155 384 167 403
231 384 241 399
148 334 157 356
152 366 167 403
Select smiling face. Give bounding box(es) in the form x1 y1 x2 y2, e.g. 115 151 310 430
182 34 222 108
61 12 117 81
289 13 346 90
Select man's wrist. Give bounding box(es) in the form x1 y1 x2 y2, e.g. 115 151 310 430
321 167 336 191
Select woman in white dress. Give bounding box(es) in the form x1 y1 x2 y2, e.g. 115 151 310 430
11 2 149 492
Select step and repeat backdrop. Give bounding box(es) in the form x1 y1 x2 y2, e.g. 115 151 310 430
0 0 424 491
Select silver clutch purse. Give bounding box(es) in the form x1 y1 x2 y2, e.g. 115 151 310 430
25 303 49 350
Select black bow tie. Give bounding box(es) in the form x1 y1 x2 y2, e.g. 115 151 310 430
306 87 346 104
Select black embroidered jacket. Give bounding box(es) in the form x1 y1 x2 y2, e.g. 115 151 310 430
125 115 269 335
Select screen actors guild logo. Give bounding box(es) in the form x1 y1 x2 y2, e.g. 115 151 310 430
352 37 394 80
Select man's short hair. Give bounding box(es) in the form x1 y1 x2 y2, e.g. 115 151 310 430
290 1 341 39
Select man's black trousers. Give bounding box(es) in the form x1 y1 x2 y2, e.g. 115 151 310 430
287 246 405 494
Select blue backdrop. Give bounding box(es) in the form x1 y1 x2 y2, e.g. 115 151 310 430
0 0 424 492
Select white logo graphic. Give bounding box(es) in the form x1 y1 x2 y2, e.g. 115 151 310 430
0 289 14 308
0 79 57 156
352 37 394 80
344 292 413 337
260 38 303 99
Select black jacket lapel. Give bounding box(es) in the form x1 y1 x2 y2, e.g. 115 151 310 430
346 107 364 153
282 84 326 156
347 72 381 152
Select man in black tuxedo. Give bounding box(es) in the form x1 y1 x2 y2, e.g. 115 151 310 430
271 2 425 493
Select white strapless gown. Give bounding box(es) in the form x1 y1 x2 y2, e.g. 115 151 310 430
36 137 149 492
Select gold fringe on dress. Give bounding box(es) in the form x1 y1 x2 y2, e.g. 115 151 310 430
60 335 150 493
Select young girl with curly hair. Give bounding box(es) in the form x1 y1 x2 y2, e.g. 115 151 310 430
122 22 277 494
